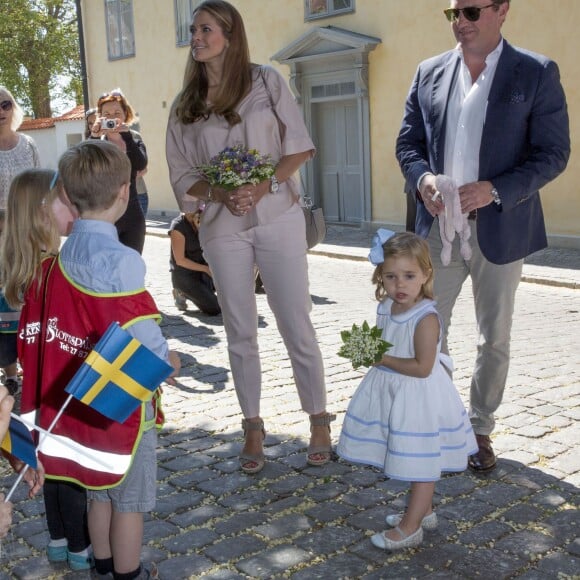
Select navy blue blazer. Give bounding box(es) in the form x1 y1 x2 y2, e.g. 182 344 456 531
396 40 570 265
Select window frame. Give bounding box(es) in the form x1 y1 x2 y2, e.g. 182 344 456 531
175 0 201 47
104 0 136 60
304 0 355 21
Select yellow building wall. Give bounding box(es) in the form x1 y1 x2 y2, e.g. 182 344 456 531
81 0 579 242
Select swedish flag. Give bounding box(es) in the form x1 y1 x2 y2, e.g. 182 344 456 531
65 322 172 424
1 417 38 469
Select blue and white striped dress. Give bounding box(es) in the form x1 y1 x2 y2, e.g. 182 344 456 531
337 298 478 482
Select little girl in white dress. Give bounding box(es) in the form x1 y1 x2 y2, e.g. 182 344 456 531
337 229 477 551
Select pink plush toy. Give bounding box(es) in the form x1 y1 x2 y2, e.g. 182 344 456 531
434 174 472 266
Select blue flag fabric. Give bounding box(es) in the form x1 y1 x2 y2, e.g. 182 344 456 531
65 322 172 424
1 417 38 469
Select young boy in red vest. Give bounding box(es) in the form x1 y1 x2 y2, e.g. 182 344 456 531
19 141 179 579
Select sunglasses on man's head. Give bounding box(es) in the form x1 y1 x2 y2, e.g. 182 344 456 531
0 100 13 112
444 3 496 23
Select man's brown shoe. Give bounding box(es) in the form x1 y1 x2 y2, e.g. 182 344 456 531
468 434 496 472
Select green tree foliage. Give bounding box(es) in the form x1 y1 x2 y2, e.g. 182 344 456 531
0 0 81 118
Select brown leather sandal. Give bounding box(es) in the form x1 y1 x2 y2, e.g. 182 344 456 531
307 413 336 466
240 418 265 474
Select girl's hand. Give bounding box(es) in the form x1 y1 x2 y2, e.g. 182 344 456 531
23 462 45 498
0 494 12 539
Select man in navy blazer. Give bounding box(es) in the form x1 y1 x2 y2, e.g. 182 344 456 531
396 0 570 472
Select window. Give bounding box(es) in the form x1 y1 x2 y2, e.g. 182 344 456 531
175 0 201 46
105 0 135 60
305 0 354 20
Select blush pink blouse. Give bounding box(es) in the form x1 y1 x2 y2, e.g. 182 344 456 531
165 65 315 244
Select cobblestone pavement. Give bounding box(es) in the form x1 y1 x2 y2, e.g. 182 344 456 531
1 225 578 579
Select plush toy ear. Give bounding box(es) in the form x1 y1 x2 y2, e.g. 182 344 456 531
438 215 452 265
453 189 465 232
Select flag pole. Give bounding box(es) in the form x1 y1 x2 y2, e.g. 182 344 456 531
4 395 74 502
9 413 114 469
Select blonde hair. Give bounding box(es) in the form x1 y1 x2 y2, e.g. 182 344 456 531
174 0 252 126
371 232 434 302
97 88 138 125
0 169 61 307
0 86 25 131
58 141 131 214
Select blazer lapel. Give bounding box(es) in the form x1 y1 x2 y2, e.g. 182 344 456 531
431 53 460 168
487 41 521 104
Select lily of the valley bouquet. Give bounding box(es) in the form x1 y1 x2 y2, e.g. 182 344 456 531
338 321 392 370
196 144 275 190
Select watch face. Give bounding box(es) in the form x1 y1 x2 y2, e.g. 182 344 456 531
270 176 279 193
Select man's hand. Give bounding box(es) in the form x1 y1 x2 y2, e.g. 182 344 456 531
458 180 495 213
418 173 444 217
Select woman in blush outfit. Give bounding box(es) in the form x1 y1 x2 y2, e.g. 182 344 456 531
166 0 334 474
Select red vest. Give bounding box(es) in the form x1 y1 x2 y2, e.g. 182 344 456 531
18 257 163 489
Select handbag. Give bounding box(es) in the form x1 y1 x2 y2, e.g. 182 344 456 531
259 67 326 249
302 194 326 249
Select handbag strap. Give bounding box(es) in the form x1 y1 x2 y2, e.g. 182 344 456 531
259 67 286 141
260 67 313 207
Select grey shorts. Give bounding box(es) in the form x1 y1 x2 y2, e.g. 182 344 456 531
87 426 157 512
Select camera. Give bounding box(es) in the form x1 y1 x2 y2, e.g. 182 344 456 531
101 118 117 130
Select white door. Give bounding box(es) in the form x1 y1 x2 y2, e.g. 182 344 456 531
313 99 362 223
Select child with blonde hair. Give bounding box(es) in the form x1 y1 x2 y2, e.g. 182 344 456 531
338 230 477 551
0 168 89 569
15 143 178 579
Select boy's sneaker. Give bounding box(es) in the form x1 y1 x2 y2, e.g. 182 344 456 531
4 378 19 396
68 550 94 571
47 544 68 562
173 289 187 311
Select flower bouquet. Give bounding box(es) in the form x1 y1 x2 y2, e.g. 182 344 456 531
338 321 392 370
195 144 275 190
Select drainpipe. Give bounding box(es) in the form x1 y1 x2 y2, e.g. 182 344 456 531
75 0 90 111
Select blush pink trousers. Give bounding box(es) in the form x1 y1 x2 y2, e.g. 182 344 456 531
201 204 327 418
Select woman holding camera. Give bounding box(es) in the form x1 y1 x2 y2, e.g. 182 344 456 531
91 89 147 254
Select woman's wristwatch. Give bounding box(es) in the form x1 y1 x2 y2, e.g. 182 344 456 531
269 175 280 194
207 184 216 202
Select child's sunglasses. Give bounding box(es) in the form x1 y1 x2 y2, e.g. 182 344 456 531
0 100 13 112
444 3 496 23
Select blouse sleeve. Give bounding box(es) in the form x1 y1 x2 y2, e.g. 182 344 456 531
261 66 315 158
166 108 202 211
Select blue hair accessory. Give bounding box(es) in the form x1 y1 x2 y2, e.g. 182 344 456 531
368 228 396 265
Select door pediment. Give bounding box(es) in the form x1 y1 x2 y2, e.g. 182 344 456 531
272 26 380 64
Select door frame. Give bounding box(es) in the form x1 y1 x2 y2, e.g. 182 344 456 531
272 27 380 226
